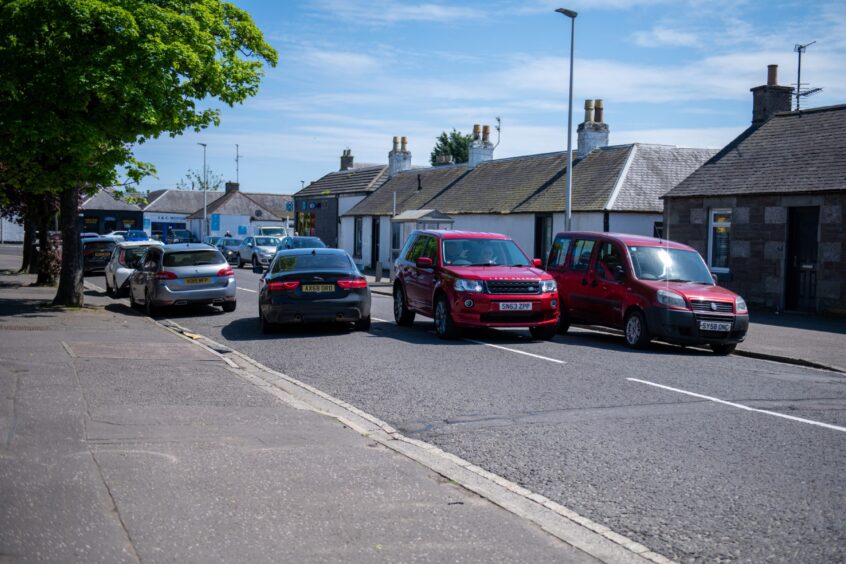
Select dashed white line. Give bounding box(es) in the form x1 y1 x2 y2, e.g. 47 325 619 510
464 339 566 364
628 377 846 433
372 317 390 323
238 287 258 293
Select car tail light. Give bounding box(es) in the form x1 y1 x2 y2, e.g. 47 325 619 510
153 271 178 280
83 249 94 257
336 277 367 289
267 280 300 291
217 266 234 277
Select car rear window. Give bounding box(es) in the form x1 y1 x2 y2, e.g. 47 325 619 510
291 237 326 248
254 237 280 246
271 253 353 273
162 250 225 267
84 241 115 251
119 247 148 267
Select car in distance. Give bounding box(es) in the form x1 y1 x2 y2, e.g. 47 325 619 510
203 235 223 246
256 248 371 333
103 230 128 241
166 228 198 244
124 230 149 241
216 237 243 264
104 240 163 297
276 236 327 250
393 230 559 340
128 244 236 316
546 232 749 354
82 237 118 274
237 236 281 269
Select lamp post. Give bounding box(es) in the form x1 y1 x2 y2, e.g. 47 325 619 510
197 142 207 239
556 8 577 231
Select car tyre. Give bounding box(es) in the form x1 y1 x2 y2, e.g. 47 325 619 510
251 255 259 269
129 288 139 309
354 315 371 331
259 307 274 334
222 301 236 313
105 277 114 297
434 296 458 340
144 291 157 317
557 315 571 334
710 343 736 355
624 310 651 349
529 324 557 341
393 286 415 326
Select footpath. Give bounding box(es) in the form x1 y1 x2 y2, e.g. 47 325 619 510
0 249 659 563
363 274 846 373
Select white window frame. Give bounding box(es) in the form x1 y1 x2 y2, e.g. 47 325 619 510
707 208 732 273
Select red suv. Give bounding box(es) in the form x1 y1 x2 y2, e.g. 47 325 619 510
546 232 749 354
393 230 559 340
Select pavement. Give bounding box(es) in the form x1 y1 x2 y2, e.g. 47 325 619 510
0 249 662 562
360 273 846 373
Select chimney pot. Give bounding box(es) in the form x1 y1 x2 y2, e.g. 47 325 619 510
340 148 354 171
401 136 408 152
472 124 481 140
225 182 239 194
482 125 490 143
767 64 778 86
594 99 604 123
392 136 399 151
584 99 595 123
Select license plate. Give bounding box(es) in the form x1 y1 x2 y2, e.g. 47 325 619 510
499 302 532 311
95 252 110 257
302 284 335 293
184 277 211 285
700 321 731 332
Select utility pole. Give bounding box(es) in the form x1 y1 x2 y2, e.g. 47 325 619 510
235 144 240 184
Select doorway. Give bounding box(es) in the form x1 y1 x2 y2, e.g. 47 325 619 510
370 217 380 270
534 215 553 262
785 206 819 311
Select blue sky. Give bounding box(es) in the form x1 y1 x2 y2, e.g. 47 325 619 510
131 0 846 195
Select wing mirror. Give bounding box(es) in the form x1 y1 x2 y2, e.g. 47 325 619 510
415 257 433 268
532 258 543 268
710 271 719 284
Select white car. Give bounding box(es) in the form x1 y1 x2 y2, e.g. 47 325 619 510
104 240 164 297
103 230 127 242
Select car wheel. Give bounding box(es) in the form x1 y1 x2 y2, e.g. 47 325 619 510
251 255 258 269
238 256 245 268
222 301 236 313
529 324 557 341
144 291 157 317
711 343 736 355
624 310 651 349
557 314 571 334
434 296 458 340
354 315 371 331
129 288 138 309
393 286 415 326
259 306 274 334
105 277 114 297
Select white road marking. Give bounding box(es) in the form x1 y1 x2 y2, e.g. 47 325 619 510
464 339 566 365
87 282 105 292
238 287 258 293
628 378 846 433
372 317 390 322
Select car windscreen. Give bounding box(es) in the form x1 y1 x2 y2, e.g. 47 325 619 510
290 237 325 248
84 241 116 252
271 253 352 273
162 250 225 267
224 238 242 246
628 246 713 284
171 230 192 237
441 238 530 266
119 247 149 267
254 237 280 247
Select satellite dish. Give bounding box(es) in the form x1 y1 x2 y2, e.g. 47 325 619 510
255 209 263 217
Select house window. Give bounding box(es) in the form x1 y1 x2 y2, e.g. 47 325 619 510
353 217 363 258
708 209 731 272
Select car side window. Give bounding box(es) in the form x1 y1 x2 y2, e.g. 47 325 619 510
244 237 252 246
570 239 596 272
420 236 438 262
406 236 427 262
596 242 625 281
547 236 572 270
143 252 158 272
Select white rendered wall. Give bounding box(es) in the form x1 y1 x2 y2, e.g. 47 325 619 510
608 213 661 237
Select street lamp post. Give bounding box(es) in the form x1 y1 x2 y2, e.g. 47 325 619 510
556 8 577 232
198 142 207 239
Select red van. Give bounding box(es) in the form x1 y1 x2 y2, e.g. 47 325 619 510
546 232 749 354
393 230 559 340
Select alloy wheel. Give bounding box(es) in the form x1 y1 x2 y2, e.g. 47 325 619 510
626 315 641 345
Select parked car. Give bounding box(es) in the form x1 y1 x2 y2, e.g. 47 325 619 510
82 237 117 274
216 237 243 264
237 236 281 268
256 248 370 333
104 230 127 241
546 232 749 354
124 230 149 241
80 232 100 239
104 240 163 297
166 228 198 244
128 244 236 315
276 236 326 251
204 236 223 246
393 230 559 340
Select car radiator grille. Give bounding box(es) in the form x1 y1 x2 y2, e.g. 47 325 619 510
690 300 734 313
486 280 541 295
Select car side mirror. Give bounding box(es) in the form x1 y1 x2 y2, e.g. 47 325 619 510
416 256 433 268
710 271 719 284
532 258 543 268
614 265 626 281
252 265 264 274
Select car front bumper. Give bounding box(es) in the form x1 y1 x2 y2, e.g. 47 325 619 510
645 307 749 345
449 292 559 328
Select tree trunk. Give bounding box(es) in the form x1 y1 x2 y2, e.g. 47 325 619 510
35 214 55 286
52 185 83 307
20 221 35 273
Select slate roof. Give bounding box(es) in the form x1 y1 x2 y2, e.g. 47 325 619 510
185 190 280 220
664 104 846 199
244 192 293 217
81 189 143 212
144 190 224 214
295 165 389 198
344 165 468 216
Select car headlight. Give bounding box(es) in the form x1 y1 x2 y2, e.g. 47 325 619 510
540 279 557 293
735 296 748 314
656 289 687 309
455 278 484 293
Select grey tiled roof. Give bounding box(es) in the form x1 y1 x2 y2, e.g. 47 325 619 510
81 189 143 211
144 190 224 213
664 104 846 199
295 165 389 198
344 165 468 216
244 193 293 217
185 191 280 220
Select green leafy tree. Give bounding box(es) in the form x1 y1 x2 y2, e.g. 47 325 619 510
430 129 472 166
0 0 277 305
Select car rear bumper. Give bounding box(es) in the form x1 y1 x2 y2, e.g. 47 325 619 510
645 307 749 345
263 293 371 324
449 292 559 328
150 279 237 306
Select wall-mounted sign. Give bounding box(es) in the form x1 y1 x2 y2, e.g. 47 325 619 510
211 214 220 231
238 225 247 235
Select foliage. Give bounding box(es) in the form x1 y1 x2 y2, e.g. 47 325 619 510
176 168 224 191
430 129 473 166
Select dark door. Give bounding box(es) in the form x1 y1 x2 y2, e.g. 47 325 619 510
371 217 380 270
592 241 628 328
785 207 819 311
534 215 553 262
559 238 598 323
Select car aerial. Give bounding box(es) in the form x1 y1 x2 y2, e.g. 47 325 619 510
82 237 118 274
127 243 236 316
276 236 327 251
123 230 149 241
166 228 198 244
256 248 371 333
237 236 281 269
393 230 559 340
545 231 749 354
216 237 243 264
104 240 164 297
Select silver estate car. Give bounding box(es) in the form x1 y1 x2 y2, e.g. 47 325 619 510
128 244 237 315
237 236 281 269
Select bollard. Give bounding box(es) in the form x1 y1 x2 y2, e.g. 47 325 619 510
375 262 382 283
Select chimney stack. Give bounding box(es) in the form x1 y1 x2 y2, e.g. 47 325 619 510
751 64 794 126
577 99 610 159
388 135 412 178
468 123 495 170
225 181 239 194
339 148 354 171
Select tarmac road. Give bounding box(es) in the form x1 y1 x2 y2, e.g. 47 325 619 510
86 260 846 563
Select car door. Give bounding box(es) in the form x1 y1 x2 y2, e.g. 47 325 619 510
411 235 438 315
240 237 253 261
558 237 598 323
402 235 432 311
592 240 628 328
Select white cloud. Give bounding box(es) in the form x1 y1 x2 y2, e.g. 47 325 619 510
308 0 485 24
297 49 381 74
631 26 700 48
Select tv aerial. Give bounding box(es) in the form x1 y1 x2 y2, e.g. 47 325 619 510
794 41 823 110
